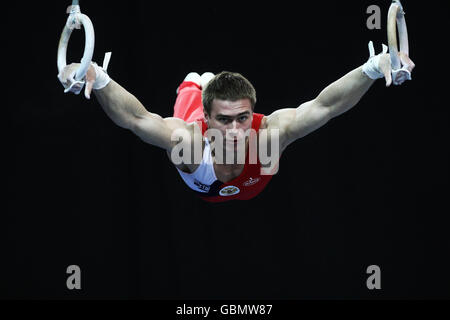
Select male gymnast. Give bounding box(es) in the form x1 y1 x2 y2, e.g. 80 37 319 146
58 44 415 202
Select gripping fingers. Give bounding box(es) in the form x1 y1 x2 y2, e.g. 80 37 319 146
84 78 94 99
392 69 411 86
64 80 85 95
58 63 89 95
378 53 393 87
385 70 393 87
399 52 416 73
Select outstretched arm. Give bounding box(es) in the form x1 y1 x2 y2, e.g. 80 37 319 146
93 79 149 130
315 66 376 118
93 79 184 151
266 52 415 150
59 63 189 151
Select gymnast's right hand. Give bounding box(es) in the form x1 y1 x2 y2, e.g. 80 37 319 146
57 62 110 99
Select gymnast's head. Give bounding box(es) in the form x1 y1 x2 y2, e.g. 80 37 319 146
202 71 256 138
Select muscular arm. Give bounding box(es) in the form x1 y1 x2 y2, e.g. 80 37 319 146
315 66 376 118
94 80 149 129
266 65 376 149
93 80 188 151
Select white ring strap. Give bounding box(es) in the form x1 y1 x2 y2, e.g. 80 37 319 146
387 0 411 85
57 2 95 82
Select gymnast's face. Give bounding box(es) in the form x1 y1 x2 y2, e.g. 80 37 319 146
205 98 253 151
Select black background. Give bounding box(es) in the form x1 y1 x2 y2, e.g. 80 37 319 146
4 0 449 299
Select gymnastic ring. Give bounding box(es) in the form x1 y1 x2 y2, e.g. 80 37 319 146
387 0 410 72
57 0 95 82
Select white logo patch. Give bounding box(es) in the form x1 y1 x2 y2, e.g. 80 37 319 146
243 177 261 187
219 186 240 196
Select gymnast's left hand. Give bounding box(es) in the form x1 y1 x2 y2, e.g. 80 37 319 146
378 52 416 87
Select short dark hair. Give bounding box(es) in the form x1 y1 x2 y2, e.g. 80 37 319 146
202 71 257 115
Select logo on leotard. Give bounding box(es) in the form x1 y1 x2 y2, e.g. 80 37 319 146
243 177 261 187
194 179 210 192
219 186 240 196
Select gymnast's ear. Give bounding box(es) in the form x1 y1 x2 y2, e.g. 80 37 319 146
204 111 210 124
